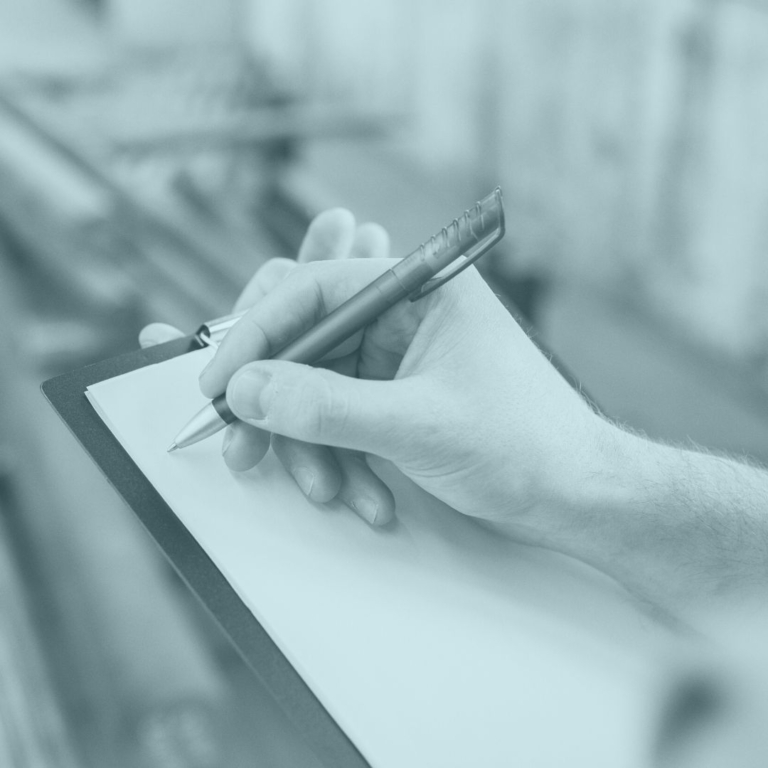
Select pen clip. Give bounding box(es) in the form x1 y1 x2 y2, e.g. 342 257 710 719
409 190 506 301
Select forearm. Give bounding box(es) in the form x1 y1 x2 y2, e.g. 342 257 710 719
550 422 768 614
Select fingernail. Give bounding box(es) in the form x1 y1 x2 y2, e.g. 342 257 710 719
221 426 234 457
231 369 273 422
294 467 314 497
351 497 379 525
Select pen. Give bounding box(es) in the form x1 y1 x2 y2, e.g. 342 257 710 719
168 188 505 452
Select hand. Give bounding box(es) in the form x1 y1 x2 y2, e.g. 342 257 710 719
217 211 397 525
142 209 397 526
199 209 617 541
147 208 768 613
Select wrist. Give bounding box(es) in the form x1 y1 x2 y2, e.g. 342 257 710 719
535 415 691 605
540 415 643 563
547 418 768 612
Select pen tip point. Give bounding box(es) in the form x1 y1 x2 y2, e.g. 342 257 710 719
167 442 178 453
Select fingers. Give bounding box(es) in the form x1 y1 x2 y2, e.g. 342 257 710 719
349 222 390 260
206 214 391 396
139 323 185 349
234 258 297 313
225 359 429 460
297 208 355 263
223 422 394 525
221 422 270 472
271 434 342 503
232 208 360 312
212 211 399 528
200 259 393 398
271 436 394 526
333 449 395 526
234 213 388 315
224 424 393 526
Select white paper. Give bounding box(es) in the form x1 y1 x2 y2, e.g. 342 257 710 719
86 349 659 768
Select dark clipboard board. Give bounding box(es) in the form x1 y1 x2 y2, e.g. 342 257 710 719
41 337 370 768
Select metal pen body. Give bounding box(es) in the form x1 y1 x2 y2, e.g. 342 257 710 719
274 269 412 363
171 270 410 451
271 211 480 363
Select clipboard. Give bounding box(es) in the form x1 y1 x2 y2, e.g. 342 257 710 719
41 327 370 768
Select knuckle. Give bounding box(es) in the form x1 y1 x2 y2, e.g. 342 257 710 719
241 314 271 355
259 257 296 285
298 373 350 442
284 264 324 303
291 264 328 314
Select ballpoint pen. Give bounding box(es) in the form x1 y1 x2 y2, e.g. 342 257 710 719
168 188 505 452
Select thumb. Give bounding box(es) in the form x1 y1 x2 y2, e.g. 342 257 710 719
226 361 424 458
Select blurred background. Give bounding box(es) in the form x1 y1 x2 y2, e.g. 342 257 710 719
1 0 768 766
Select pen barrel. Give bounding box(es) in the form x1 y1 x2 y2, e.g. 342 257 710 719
273 270 408 364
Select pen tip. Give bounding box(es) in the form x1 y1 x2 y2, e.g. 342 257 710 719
167 442 178 454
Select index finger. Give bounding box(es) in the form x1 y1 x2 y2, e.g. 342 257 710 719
233 208 358 313
297 208 356 263
233 258 298 313
199 259 394 398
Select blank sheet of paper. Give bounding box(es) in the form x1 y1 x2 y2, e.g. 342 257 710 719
86 348 656 768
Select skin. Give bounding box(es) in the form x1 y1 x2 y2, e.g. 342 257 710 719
145 208 768 617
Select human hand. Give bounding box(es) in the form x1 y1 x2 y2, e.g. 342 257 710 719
199 209 619 543
142 209 397 525
142 209 768 612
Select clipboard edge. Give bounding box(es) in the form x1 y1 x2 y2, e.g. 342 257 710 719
41 338 371 768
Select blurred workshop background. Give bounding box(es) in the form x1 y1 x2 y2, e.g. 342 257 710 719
2 0 768 766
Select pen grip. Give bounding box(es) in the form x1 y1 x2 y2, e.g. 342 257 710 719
212 393 236 424
273 270 407 364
